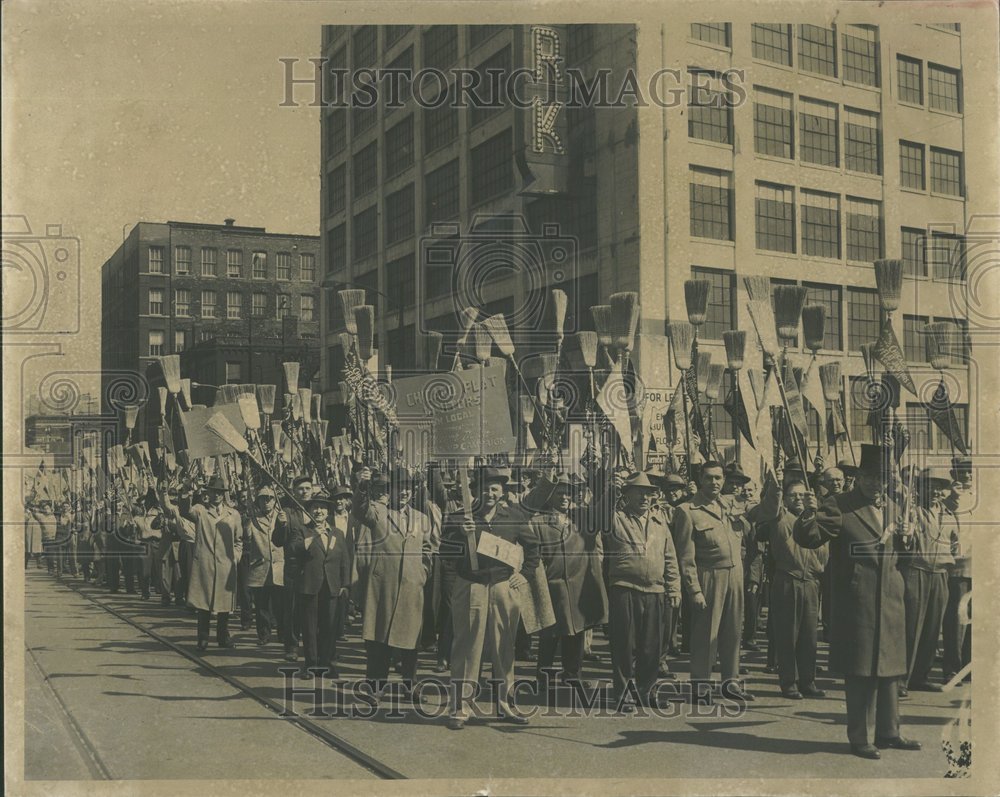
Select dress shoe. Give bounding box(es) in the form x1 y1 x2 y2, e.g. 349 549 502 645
218 637 237 649
196 640 209 652
910 681 943 692
296 668 313 680
725 688 755 703
583 652 601 662
763 664 777 674
743 640 760 652
283 649 298 662
897 685 909 699
161 595 172 606
851 744 881 760
327 665 341 679
801 684 826 698
781 687 804 700
499 711 530 725
446 717 466 730
738 665 749 675
434 661 449 674
875 736 922 751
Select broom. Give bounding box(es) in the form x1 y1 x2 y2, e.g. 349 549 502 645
482 314 515 358
875 259 904 314
551 289 568 356
685 279 711 328
157 387 168 423
667 321 695 478
696 351 712 397
473 323 493 363
299 388 313 424
452 307 479 370
179 378 193 410
722 330 746 371
239 383 256 397
123 405 139 445
220 384 241 404
160 355 182 396
355 305 375 363
572 331 599 401
704 363 726 456
338 289 366 336
820 360 855 465
609 292 640 354
802 305 827 353
312 394 322 421
925 321 956 370
773 285 808 345
256 385 276 417
283 362 300 392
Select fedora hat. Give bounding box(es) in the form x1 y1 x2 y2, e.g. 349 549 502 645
256 485 276 499
472 466 509 488
204 475 227 493
305 491 334 509
723 463 752 485
923 466 954 487
621 471 659 492
329 483 353 500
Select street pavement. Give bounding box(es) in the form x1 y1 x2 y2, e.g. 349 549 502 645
22 569 970 781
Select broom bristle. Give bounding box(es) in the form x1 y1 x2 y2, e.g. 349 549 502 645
239 383 256 396
746 298 780 359
551 289 569 342
299 388 313 424
473 323 493 361
160 355 182 394
744 275 772 303
722 330 746 371
256 384 276 415
282 362 300 392
859 342 877 374
483 314 515 357
705 364 726 400
801 305 827 352
124 404 139 430
519 395 535 425
819 361 842 402
355 305 375 362
925 321 956 370
221 384 241 404
312 394 322 421
338 381 352 405
684 279 711 327
338 289 366 335
591 305 613 348
575 331 599 369
875 259 904 312
164 452 176 472
319 419 329 443
180 378 193 408
609 292 640 352
423 331 443 371
238 395 261 430
696 351 712 395
773 285 809 341
337 332 352 357
205 413 249 454
667 322 695 371
538 353 559 389
157 387 168 417
271 422 283 450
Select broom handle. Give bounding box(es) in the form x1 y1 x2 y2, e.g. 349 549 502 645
839 400 858 466
243 453 317 526
680 372 692 481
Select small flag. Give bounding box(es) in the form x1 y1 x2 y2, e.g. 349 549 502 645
926 378 969 454
873 320 917 396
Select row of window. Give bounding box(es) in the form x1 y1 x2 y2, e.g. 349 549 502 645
147 288 314 321
898 140 964 196
896 55 962 112
902 314 972 364
146 246 316 281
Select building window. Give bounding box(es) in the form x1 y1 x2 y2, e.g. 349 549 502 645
845 197 882 262
174 329 186 353
897 56 923 105
353 206 378 261
423 86 458 154
565 24 595 65
324 45 347 108
804 282 842 350
903 314 929 362
753 87 793 159
899 141 925 190
425 159 460 225
470 25 504 49
175 288 190 317
470 46 511 128
690 23 730 47
352 25 377 68
385 46 413 111
801 190 840 259
933 316 972 364
386 323 418 369
148 330 165 357
470 128 513 206
269 252 287 281
250 251 267 279
799 97 838 166
688 69 732 145
385 115 414 178
300 253 315 282
423 26 458 72
325 291 341 331
385 184 415 245
425 260 452 299
225 362 242 384
201 290 217 319
201 247 217 277
327 165 346 215
226 291 242 319
174 246 191 275
386 253 416 312
384 25 411 49
353 142 378 197
755 182 794 253
148 288 164 315
276 294 291 320
352 103 376 137
689 166 733 241
690 266 734 340
751 23 792 65
251 293 267 317
226 249 243 279
300 294 314 321
930 147 963 196
847 287 880 349
841 25 879 87
145 246 163 274
928 232 966 281
327 108 347 156
354 269 379 305
902 227 927 277
798 24 837 77
934 404 967 452
326 223 346 273
844 108 880 175
928 64 961 113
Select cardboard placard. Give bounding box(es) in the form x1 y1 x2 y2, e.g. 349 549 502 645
178 403 248 459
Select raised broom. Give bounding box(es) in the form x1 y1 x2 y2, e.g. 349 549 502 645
820 360 855 466
704 363 726 459
590 304 614 369
723 329 747 461
667 321 695 480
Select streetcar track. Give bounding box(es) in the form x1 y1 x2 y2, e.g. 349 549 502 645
54 577 406 780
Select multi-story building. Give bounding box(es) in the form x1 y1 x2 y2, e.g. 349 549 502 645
318 22 977 464
101 219 321 443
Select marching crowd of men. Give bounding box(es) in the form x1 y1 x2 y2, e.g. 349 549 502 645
24 447 974 757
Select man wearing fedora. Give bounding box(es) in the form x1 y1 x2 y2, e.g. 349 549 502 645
672 461 753 703
604 471 678 709
353 466 433 699
160 475 244 650
795 444 920 759
289 490 352 678
441 466 540 729
644 467 685 679
942 457 973 685
245 485 286 646
272 475 315 662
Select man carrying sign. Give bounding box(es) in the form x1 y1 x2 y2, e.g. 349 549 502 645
440 467 540 730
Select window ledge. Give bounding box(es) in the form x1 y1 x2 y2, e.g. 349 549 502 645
799 160 841 174
928 106 963 119
844 169 882 180
900 185 928 196
689 137 735 151
751 57 794 73
841 79 880 93
756 249 798 259
691 237 735 247
687 38 733 54
929 191 965 202
754 152 795 165
897 100 925 111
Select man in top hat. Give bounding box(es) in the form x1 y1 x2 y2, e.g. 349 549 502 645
531 473 608 689
272 474 315 661
671 461 753 703
795 444 920 759
942 458 973 684
899 466 955 694
441 466 540 729
604 471 679 709
353 466 434 699
245 485 286 646
289 491 353 678
160 475 244 650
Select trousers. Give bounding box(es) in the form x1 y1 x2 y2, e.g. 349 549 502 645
844 675 900 746
690 565 743 682
902 567 948 686
608 585 662 700
771 571 820 689
537 632 585 679
942 576 971 678
251 583 285 643
197 610 231 643
301 583 342 670
365 640 417 691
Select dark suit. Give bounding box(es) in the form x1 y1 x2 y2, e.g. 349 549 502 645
795 489 912 746
273 509 310 654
